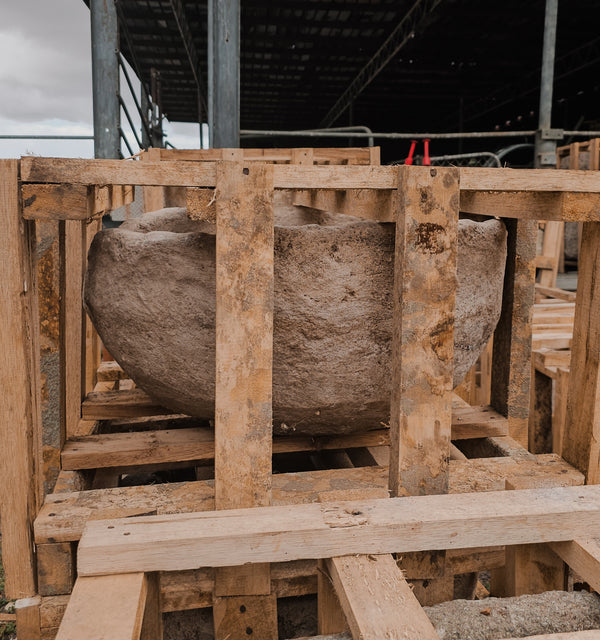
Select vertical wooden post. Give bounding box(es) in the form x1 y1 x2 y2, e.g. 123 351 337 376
213 161 277 640
59 221 85 442
388 165 459 497
84 219 102 394
490 219 537 448
561 222 600 483
0 160 41 599
389 165 459 606
142 149 166 212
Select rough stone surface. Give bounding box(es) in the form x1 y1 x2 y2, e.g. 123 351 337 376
427 590 600 640
84 207 507 435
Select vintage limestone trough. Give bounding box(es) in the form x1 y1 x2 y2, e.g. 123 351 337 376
84 206 507 435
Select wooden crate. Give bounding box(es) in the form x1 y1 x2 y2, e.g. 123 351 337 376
2 154 600 639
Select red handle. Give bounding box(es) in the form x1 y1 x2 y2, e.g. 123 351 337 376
422 138 431 166
405 140 417 165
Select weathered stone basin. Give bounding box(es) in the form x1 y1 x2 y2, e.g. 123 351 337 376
84 207 507 435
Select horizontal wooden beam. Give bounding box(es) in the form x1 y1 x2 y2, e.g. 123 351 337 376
65 404 508 470
81 389 174 420
76 485 600 576
460 190 600 221
21 183 90 220
35 453 581 543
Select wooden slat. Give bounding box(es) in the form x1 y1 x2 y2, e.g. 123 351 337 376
214 161 274 510
535 284 576 301
55 573 150 640
76 484 600 576
61 405 508 471
326 554 440 640
0 159 40 598
389 165 459 497
60 221 85 441
491 218 537 447
459 167 600 193
34 454 583 544
561 222 600 482
81 388 173 419
96 361 128 381
22 184 90 220
15 596 41 640
213 161 275 637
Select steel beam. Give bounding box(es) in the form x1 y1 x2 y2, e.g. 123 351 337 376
319 0 444 128
534 0 559 169
169 0 208 118
90 0 120 159
208 0 240 147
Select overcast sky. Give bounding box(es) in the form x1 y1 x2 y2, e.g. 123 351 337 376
0 0 200 159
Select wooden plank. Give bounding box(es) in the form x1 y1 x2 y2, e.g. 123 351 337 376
97 361 127 381
529 369 553 454
561 222 600 482
142 148 166 212
461 190 600 222
326 554 440 640
553 367 570 455
550 539 600 593
22 158 600 195
0 159 40 598
213 161 275 636
491 218 537 447
37 542 76 596
83 219 102 394
535 284 576 301
157 147 376 164
81 388 173 419
214 161 274 510
75 484 600 576
389 165 459 497
34 454 583 544
22 184 90 220
59 221 85 442
538 222 564 287
503 632 600 640
61 405 507 471
293 188 395 222
56 573 152 640
15 596 41 640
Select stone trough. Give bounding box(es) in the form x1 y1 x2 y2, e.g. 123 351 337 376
84 207 507 435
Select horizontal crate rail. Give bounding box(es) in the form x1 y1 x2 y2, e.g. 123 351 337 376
20 158 600 224
75 484 600 576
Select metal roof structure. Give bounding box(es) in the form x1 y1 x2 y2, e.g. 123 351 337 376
102 0 600 136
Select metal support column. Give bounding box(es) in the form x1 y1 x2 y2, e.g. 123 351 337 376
208 0 240 148
534 0 559 168
90 0 120 159
150 68 164 148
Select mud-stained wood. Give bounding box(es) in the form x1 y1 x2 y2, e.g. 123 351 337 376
491 218 537 447
389 165 459 497
37 542 76 596
562 222 600 482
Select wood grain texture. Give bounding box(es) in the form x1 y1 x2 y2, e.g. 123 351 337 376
15 596 41 640
61 404 507 471
0 159 41 598
75 484 600 576
22 183 90 220
550 539 600 593
389 165 459 497
326 554 440 640
213 161 275 632
491 218 537 447
561 222 600 482
214 161 274 509
55 573 149 640
34 454 582 544
37 542 76 596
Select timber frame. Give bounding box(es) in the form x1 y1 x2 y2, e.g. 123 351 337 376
2 148 600 639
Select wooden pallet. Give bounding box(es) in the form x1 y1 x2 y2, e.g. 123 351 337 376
2 153 600 639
